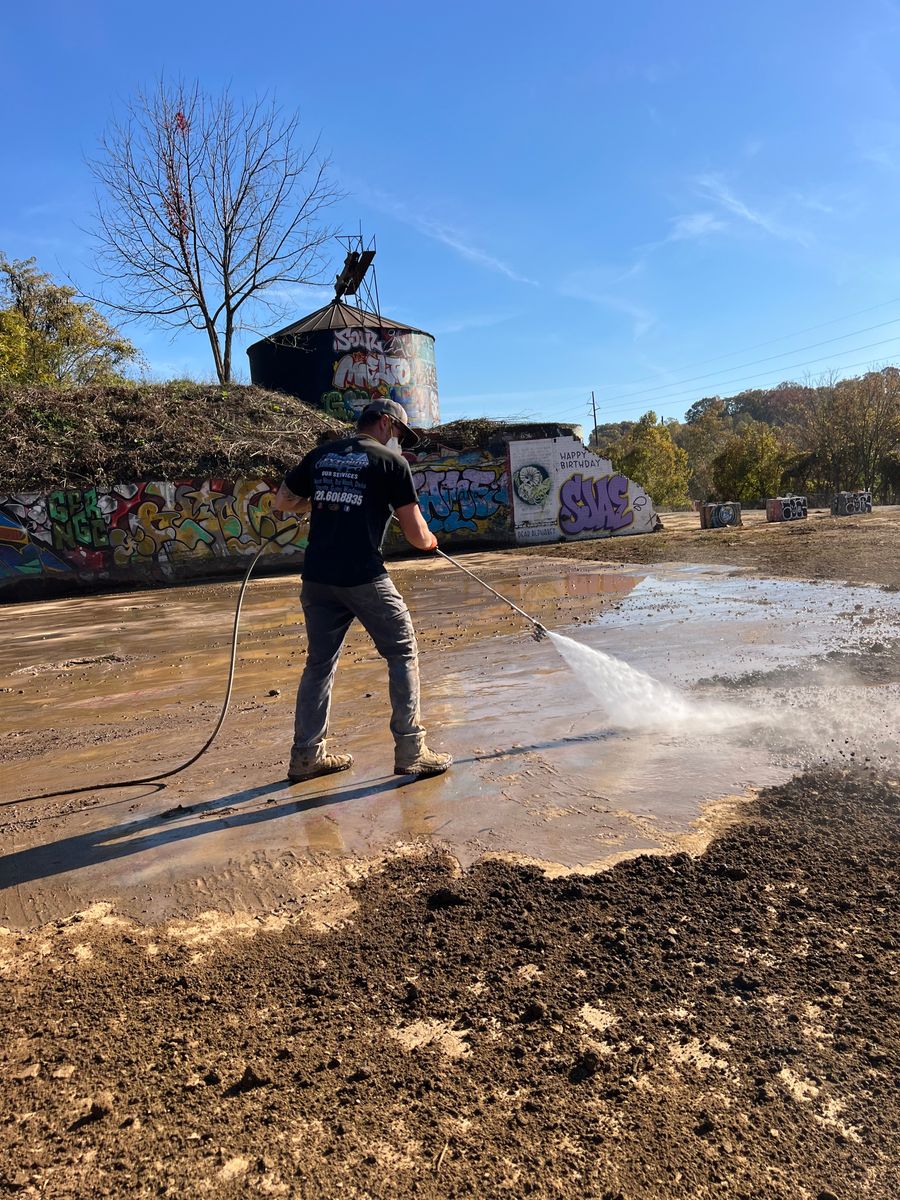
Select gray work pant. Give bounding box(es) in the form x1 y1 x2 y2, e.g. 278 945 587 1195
293 575 425 758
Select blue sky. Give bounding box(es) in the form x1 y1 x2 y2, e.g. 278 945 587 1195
4 0 900 428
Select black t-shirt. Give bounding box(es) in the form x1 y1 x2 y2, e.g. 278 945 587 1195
285 436 419 586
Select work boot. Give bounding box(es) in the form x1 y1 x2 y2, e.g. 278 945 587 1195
394 738 452 778
287 744 353 782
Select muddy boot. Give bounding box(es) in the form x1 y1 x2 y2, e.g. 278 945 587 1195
394 737 452 778
287 743 353 783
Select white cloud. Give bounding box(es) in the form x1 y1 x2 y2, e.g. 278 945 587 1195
666 211 728 242
695 174 812 246
558 268 656 339
361 186 539 286
428 311 517 335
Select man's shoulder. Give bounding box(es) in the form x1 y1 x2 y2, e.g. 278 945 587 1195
306 436 366 465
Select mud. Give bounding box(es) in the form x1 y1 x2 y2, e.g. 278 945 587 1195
1 510 899 1196
1 770 898 1198
530 506 900 590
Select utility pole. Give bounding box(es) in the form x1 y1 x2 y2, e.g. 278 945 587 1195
590 390 598 449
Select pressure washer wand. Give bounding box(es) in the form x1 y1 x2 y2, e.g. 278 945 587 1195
432 546 549 641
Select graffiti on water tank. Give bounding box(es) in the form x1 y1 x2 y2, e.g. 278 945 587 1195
558 472 635 535
411 458 510 536
324 329 439 427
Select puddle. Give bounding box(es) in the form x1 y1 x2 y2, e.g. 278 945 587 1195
1 558 898 927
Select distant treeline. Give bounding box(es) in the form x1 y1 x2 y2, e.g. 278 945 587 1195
590 367 900 508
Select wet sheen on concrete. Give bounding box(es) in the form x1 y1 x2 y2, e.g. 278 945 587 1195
1 555 898 928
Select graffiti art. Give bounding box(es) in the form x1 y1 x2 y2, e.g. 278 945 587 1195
512 464 552 506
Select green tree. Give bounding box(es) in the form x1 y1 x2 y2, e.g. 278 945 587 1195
0 254 141 385
608 411 690 508
676 398 732 500
0 306 28 380
711 421 787 502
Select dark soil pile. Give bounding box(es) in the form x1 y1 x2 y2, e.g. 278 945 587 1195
0 382 350 490
2 769 897 1198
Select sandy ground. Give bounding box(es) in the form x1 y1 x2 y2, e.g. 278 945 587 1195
1 508 899 1197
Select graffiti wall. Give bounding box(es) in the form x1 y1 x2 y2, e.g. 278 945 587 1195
380 451 513 554
1 440 658 599
412 453 510 539
0 479 307 598
508 437 657 544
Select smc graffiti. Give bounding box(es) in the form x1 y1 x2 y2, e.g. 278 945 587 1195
508 437 657 545
412 460 510 536
558 472 634 535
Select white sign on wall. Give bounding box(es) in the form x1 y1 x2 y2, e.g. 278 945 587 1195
508 437 657 545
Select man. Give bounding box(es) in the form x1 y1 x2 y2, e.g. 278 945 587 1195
273 398 452 782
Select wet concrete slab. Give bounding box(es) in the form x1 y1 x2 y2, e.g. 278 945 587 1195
1 555 899 928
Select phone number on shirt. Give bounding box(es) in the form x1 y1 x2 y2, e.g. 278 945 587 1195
314 488 364 506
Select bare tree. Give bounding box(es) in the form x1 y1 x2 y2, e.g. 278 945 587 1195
90 79 341 384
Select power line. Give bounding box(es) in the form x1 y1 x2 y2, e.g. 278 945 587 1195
592 294 900 393
583 315 900 409
573 343 900 423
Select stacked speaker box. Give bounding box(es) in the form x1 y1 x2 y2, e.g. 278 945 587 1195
700 502 742 529
766 495 808 522
831 491 872 516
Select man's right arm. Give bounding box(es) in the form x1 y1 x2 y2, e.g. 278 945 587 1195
272 481 311 517
395 502 438 552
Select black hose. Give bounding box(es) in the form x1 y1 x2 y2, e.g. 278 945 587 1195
4 522 303 806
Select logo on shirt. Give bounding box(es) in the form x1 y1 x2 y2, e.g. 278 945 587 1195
313 449 368 512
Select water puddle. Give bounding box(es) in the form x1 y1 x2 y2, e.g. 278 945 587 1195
1 559 898 926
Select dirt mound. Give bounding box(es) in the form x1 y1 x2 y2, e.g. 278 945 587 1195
0 382 350 490
2 769 897 1197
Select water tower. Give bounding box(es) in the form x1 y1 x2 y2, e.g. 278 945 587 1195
246 238 439 428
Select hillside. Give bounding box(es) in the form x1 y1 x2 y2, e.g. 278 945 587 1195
0 382 350 491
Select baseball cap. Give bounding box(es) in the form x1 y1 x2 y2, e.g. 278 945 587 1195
359 398 420 449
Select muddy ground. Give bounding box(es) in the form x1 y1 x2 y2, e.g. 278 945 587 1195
2 510 899 1198
527 507 900 591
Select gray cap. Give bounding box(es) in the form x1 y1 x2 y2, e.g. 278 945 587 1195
359 398 420 449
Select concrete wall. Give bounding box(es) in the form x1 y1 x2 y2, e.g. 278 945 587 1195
0 480 307 599
0 440 656 600
508 437 658 543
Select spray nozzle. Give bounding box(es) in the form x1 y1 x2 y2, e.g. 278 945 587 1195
532 622 549 642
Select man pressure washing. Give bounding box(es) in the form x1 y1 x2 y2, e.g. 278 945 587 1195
273 398 452 783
